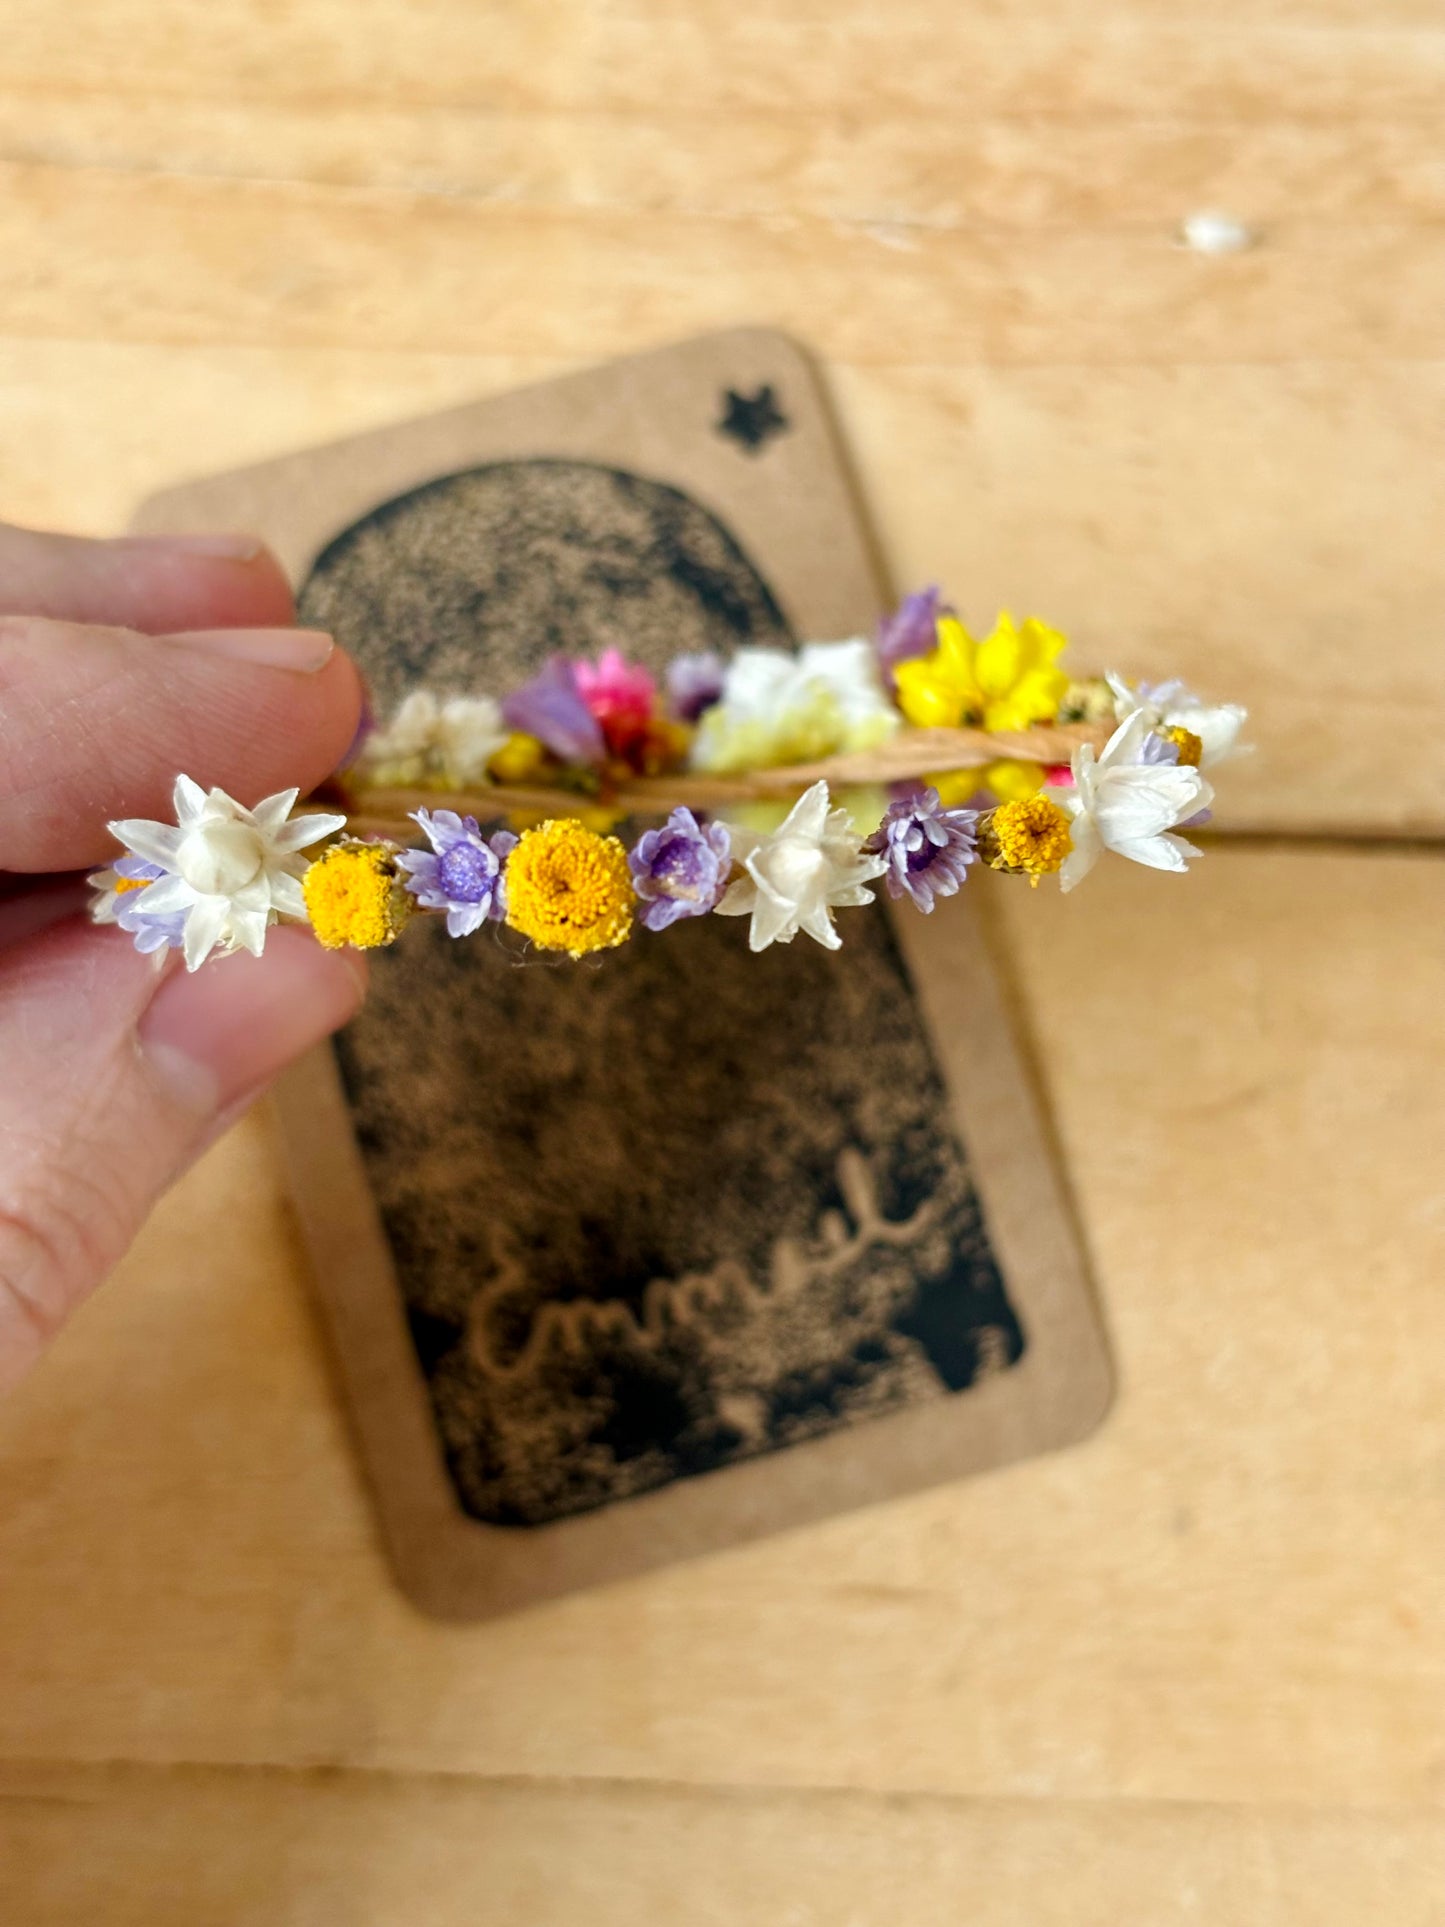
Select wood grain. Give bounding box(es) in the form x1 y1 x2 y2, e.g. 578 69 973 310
0 851 1441 1810
6 337 1442 834
1 0 1442 1913
5 94 1445 227
5 161 1445 370
2 1765 1444 1926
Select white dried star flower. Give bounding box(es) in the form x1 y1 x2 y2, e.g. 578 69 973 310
364 689 442 769
715 779 886 951
107 776 346 971
1106 670 1247 769
691 639 899 774
432 695 511 784
1046 710 1213 894
358 691 509 787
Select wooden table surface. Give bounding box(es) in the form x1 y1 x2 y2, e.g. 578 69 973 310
2 2 1443 1920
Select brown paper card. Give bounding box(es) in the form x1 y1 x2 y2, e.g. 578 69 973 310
132 329 1112 1620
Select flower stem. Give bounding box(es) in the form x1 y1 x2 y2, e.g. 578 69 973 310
337 720 1108 835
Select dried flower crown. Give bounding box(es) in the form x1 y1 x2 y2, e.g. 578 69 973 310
91 589 1248 971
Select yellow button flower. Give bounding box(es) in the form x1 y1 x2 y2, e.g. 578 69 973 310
984 795 1073 884
505 818 635 957
303 840 413 950
1155 724 1203 768
893 611 1070 733
487 731 551 786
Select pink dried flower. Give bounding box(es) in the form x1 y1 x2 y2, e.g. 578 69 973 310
574 648 658 734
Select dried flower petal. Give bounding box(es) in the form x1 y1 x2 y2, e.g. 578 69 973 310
875 586 947 684
628 809 732 931
716 781 885 951
106 777 345 971
864 788 978 912
505 818 635 956
396 808 517 937
501 657 606 765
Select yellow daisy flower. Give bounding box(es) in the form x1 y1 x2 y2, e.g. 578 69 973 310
928 760 1047 810
893 611 1070 733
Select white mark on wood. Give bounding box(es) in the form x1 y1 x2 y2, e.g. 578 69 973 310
1180 210 1256 255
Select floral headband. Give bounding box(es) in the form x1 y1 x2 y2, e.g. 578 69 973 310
91 588 1248 972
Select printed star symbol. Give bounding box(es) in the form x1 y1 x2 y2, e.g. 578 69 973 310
716 384 789 453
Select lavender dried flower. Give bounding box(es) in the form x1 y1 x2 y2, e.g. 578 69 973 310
627 808 732 931
864 787 978 911
397 808 518 937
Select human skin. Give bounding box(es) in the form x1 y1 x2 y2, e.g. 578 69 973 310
0 521 368 1393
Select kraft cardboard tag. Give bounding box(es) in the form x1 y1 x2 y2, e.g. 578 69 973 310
132 329 1112 1619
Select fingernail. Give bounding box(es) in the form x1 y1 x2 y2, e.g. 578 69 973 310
166 627 335 672
140 928 365 1120
118 532 266 562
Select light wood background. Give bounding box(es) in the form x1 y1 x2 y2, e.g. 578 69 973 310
1 1 1443 1920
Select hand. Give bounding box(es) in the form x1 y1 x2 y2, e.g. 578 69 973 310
0 521 366 1394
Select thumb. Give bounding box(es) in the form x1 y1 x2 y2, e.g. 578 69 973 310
0 918 363 1394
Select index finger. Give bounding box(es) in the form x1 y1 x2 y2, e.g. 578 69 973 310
0 522 296 632
0 616 362 872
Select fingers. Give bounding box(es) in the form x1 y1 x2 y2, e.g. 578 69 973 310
0 615 362 872
0 522 295 632
0 520 370 1395
0 918 365 1395
0 874 92 951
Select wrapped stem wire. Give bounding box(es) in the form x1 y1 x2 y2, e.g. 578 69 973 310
342 721 1113 839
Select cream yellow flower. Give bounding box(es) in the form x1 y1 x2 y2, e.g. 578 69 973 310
691 640 899 775
894 612 1069 733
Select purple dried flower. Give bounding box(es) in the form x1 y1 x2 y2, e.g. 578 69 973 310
1121 718 1214 827
627 808 732 932
95 854 188 954
500 656 606 765
863 787 978 912
339 690 378 770
1138 730 1181 767
666 651 727 723
397 808 518 937
1132 733 1212 830
876 586 947 684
